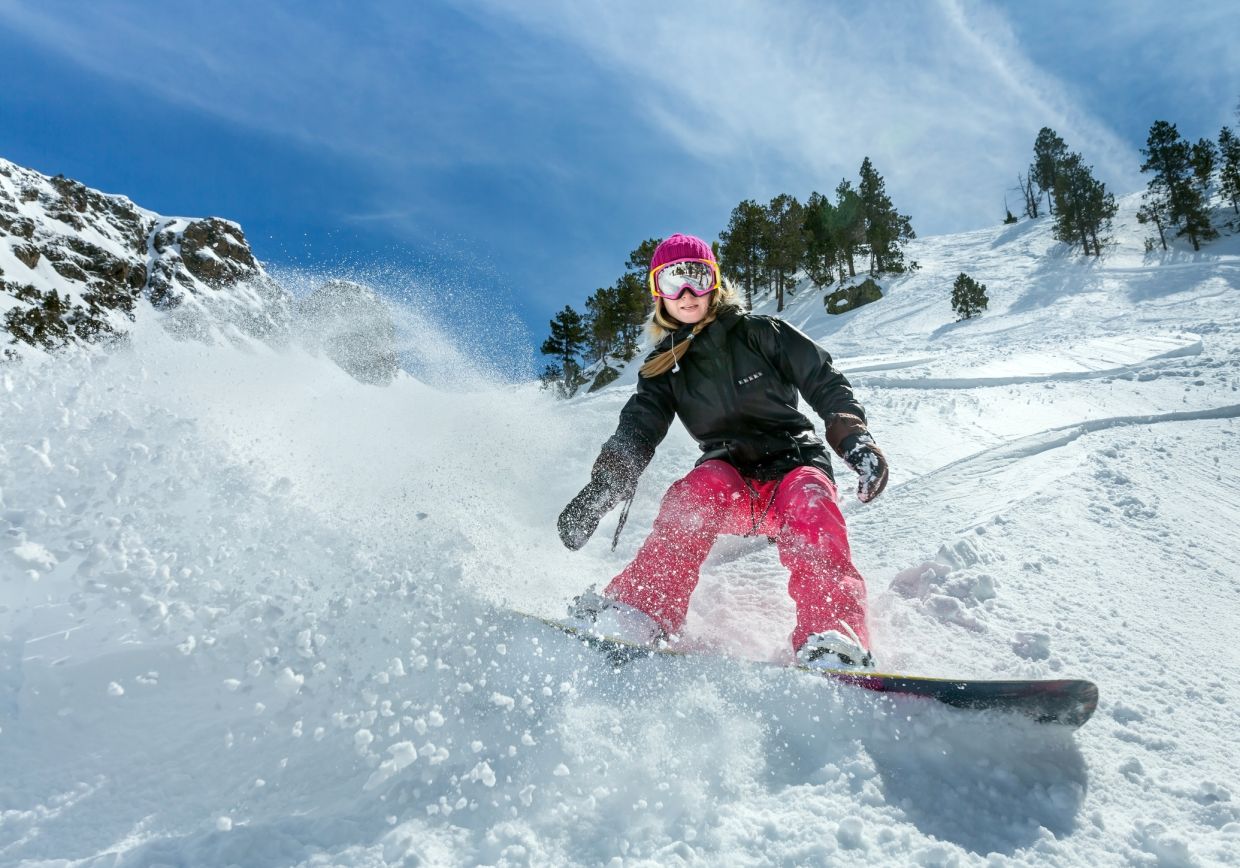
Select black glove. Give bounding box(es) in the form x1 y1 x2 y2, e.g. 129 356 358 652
557 479 619 550
557 439 646 550
827 414 890 503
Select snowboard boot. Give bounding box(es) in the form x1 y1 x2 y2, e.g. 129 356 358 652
566 586 666 647
797 621 875 671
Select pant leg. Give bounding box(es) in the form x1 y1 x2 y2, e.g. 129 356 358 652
772 466 870 651
604 460 751 635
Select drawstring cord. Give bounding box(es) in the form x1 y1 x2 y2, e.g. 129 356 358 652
743 476 783 537
670 332 695 373
611 491 635 551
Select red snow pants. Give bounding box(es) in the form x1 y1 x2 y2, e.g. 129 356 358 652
604 460 869 651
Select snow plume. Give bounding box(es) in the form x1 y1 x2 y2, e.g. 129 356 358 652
270 261 536 390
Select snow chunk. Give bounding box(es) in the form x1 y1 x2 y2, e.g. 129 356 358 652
275 667 304 696
295 629 316 658
1011 631 1051 661
469 761 497 787
11 541 57 570
490 692 515 711
1131 820 1195 865
890 560 952 598
364 741 419 791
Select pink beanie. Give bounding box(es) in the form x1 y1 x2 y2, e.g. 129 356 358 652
650 233 716 272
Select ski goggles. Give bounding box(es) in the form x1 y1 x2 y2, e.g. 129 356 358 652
649 258 721 300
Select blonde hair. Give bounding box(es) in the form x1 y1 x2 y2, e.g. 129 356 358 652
639 276 744 378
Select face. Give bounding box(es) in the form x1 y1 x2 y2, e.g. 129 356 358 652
662 289 712 325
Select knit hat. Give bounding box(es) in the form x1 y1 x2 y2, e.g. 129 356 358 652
650 233 716 272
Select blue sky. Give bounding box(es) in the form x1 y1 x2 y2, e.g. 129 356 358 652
1 0 1236 372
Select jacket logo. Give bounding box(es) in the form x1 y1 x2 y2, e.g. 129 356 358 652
736 371 764 386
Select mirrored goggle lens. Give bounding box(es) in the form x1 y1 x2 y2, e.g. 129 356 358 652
653 260 718 299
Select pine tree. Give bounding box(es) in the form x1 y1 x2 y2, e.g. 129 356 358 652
857 157 915 275
1191 137 1218 198
951 273 988 320
1052 152 1116 257
567 238 661 371
1051 152 1090 254
765 194 805 312
539 305 589 397
719 200 768 308
802 191 840 287
832 179 864 283
1141 120 1217 251
620 239 660 350
539 363 564 392
1032 128 1068 215
1219 126 1240 214
1139 193 1173 251
612 271 648 359
625 239 662 280
583 285 621 364
1081 165 1118 256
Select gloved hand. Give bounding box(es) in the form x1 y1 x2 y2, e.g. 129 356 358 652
557 442 643 550
557 479 619 550
827 414 889 503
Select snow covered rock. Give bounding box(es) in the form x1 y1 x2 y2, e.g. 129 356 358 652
0 156 293 355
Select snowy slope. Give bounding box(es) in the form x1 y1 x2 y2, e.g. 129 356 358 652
2 194 1239 865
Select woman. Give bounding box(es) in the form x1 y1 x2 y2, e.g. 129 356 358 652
556 233 888 670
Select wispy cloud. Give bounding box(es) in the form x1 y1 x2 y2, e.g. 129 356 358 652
473 0 1155 230
0 0 576 172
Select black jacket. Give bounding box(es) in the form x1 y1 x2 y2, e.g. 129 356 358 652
601 306 866 487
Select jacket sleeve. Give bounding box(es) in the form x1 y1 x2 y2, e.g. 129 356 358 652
763 317 867 426
593 366 676 494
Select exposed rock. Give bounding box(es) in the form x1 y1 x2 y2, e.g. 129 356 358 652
180 218 259 287
1 281 125 350
12 243 39 269
1 156 293 354
588 365 620 392
0 213 35 239
296 279 399 385
824 277 883 315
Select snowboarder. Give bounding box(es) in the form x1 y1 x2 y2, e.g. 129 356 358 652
557 233 889 670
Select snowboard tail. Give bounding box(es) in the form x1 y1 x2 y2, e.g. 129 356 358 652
823 670 1098 728
530 614 1098 729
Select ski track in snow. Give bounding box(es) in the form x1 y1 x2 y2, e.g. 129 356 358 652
2 201 1240 865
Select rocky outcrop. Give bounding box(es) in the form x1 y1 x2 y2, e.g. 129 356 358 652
295 279 399 385
1 157 292 354
824 277 883 315
588 365 620 392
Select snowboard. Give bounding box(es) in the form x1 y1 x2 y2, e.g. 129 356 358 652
525 613 1098 729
